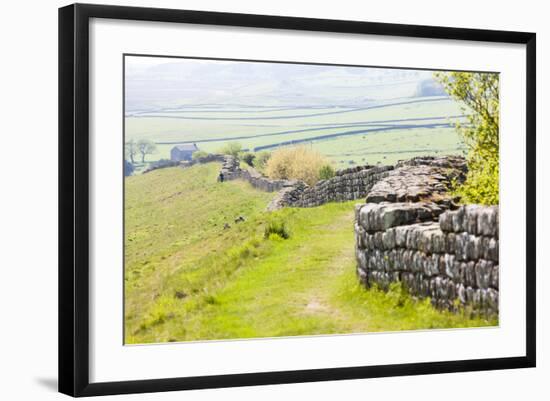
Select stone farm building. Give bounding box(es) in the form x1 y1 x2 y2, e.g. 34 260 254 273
170 144 199 162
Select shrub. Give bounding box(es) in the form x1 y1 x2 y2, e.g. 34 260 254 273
265 146 331 186
192 150 209 160
264 218 290 240
253 151 271 172
453 158 499 205
218 142 242 158
319 164 335 180
241 152 256 167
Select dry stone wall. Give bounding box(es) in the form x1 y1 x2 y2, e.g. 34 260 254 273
220 155 298 193
216 155 395 210
366 156 466 206
289 165 394 207
354 202 499 316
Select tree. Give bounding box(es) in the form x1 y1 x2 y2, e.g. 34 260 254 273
125 139 138 164
137 139 156 163
218 142 242 158
434 72 499 205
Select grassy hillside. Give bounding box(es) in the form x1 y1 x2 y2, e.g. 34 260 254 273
125 164 495 344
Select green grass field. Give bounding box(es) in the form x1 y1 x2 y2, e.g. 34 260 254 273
125 163 495 344
125 96 467 169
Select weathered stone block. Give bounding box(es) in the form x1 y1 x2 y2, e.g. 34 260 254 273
443 254 456 279
432 230 447 254
464 205 482 234
366 233 375 251
439 210 454 232
446 232 456 253
465 234 482 260
455 232 469 261
475 259 492 289
464 261 476 287
477 206 499 237
395 225 409 247
412 251 423 273
402 249 413 271
374 231 384 249
452 207 465 233
382 229 396 249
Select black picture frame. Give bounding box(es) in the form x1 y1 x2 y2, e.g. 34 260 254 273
58 3 536 397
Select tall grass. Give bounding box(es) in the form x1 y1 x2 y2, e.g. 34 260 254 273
264 217 290 240
265 145 333 186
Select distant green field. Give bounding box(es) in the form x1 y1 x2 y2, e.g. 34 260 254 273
125 164 495 344
125 96 467 169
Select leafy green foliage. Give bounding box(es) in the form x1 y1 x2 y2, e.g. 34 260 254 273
453 160 499 206
434 72 499 204
253 151 271 172
191 150 208 160
218 141 243 157
319 164 335 180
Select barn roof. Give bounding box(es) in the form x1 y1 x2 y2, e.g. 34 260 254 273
173 144 199 151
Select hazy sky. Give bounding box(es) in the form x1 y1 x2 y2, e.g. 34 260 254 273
124 56 444 111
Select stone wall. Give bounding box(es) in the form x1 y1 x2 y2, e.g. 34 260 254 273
216 155 395 209
289 165 394 207
366 155 466 206
143 159 180 173
220 155 300 193
354 202 499 316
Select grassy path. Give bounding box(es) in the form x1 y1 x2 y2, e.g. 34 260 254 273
183 206 359 340
126 166 496 344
